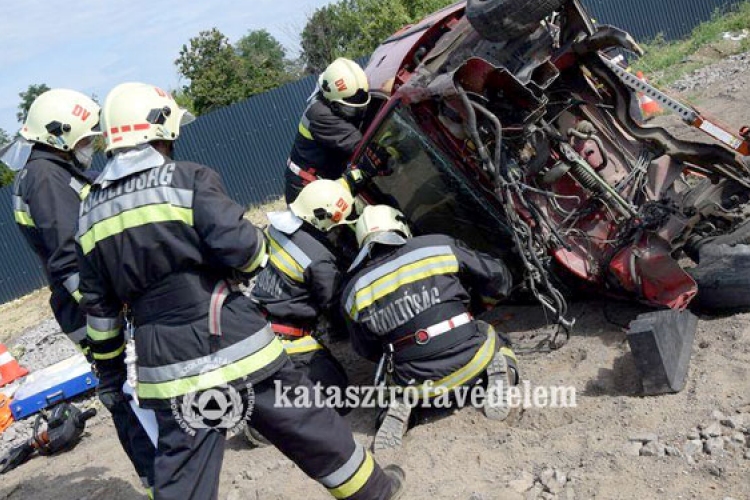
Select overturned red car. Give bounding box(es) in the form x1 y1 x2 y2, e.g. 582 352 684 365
350 0 750 336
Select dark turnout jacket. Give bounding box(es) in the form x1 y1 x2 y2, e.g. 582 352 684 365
12 148 91 338
76 156 285 408
288 96 363 179
342 234 512 388
251 220 344 328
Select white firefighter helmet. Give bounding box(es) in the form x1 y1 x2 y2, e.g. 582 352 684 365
355 204 412 248
289 179 354 232
318 58 371 109
19 89 101 152
101 82 195 153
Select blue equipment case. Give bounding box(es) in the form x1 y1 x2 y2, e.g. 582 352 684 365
10 354 99 420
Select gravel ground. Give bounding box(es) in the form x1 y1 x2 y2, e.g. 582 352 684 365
1 50 750 500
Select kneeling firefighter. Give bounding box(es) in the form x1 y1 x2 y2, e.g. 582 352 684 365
251 179 354 414
3 89 155 494
342 205 521 451
76 82 405 500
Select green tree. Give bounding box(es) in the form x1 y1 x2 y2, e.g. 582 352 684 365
17 83 51 123
301 1 359 74
175 28 247 115
300 0 454 74
236 29 295 94
0 128 14 187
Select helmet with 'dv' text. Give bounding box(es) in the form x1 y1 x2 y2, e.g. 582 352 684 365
101 82 195 153
20 89 101 152
289 179 354 232
318 58 371 110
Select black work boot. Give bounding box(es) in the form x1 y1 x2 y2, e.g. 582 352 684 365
383 464 406 500
484 341 521 421
373 399 412 452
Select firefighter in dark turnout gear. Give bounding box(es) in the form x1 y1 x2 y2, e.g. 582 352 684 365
251 180 354 412
78 82 405 500
285 58 371 203
342 205 520 451
5 89 156 494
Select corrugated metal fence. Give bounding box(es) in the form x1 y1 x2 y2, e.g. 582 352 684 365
585 0 741 41
0 1 747 304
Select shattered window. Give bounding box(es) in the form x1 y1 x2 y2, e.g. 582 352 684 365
358 102 511 255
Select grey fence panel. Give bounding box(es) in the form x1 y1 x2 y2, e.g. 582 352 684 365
0 184 48 304
172 73 320 206
584 0 741 41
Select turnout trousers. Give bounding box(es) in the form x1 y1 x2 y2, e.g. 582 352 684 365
152 359 392 500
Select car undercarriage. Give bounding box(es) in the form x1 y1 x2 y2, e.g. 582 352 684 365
352 0 750 342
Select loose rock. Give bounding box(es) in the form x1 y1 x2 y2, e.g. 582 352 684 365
686 429 700 441
509 471 535 493
623 441 643 457
664 446 681 457
701 423 723 439
683 440 703 457
640 441 665 457
704 437 724 456
628 433 658 444
720 415 744 429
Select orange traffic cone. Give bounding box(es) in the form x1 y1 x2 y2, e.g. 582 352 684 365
636 71 663 118
0 343 28 387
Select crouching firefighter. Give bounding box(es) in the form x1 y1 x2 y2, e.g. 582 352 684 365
251 179 355 414
77 82 405 500
342 205 521 452
3 89 155 494
285 57 371 203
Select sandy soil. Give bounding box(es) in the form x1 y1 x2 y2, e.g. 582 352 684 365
2 53 750 500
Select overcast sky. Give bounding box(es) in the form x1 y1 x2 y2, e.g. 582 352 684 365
0 0 333 135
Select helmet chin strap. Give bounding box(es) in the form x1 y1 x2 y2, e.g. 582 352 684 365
330 101 364 123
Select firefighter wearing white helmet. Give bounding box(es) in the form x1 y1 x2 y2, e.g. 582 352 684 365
100 81 195 153
4 88 157 495
251 180 356 415
342 204 520 452
285 58 372 203
79 83 405 499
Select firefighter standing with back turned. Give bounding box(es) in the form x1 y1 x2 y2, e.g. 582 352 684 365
76 82 405 500
342 205 521 452
3 89 156 495
285 57 371 203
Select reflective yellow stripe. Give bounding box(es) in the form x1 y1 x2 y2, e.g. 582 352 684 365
79 184 91 200
268 237 305 282
299 122 313 140
137 337 285 400
80 204 193 255
87 325 120 342
92 343 125 360
351 255 458 316
282 336 324 356
14 211 35 227
417 330 496 398
329 451 375 499
146 487 154 500
241 239 267 273
72 290 83 303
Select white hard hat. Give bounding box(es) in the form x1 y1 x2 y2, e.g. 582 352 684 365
101 82 195 153
289 179 354 232
318 58 371 109
355 204 411 248
19 89 101 151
